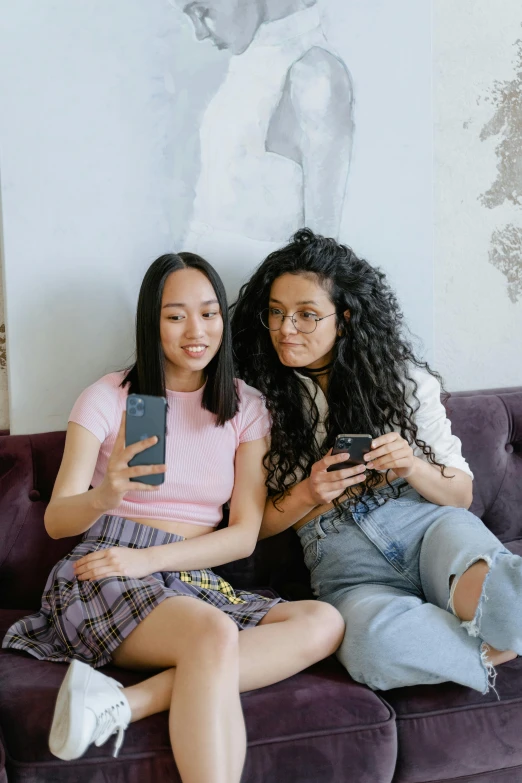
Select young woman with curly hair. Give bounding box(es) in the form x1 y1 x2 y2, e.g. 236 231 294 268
231 228 521 694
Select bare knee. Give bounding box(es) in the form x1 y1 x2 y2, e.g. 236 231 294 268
452 559 490 622
292 600 345 659
113 598 238 669
188 608 239 662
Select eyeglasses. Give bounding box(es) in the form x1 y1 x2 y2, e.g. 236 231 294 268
259 308 337 335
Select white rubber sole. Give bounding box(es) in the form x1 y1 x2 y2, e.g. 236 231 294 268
48 659 93 761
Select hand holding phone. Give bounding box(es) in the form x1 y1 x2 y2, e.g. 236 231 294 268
125 395 167 485
96 404 167 511
305 438 369 506
326 434 373 472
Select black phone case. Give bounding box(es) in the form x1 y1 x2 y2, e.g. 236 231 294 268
125 394 167 485
326 434 373 471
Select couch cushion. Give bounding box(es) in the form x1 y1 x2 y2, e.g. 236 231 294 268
0 732 5 783
0 432 312 607
0 433 84 610
381 538 522 783
385 657 522 783
447 390 522 542
0 609 397 783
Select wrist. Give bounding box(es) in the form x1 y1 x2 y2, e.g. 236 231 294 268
149 543 169 573
299 477 318 510
90 485 112 514
405 456 423 481
144 546 160 574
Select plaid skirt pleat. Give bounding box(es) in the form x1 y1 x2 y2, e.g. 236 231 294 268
2 515 282 668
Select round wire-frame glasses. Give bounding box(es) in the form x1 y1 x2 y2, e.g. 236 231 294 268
259 308 337 334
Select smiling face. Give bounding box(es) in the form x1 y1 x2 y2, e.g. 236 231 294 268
267 273 344 370
176 0 264 55
160 267 223 387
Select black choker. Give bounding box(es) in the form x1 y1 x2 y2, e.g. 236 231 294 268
298 362 333 376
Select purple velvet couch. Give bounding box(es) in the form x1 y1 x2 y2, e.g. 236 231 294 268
1 386 522 783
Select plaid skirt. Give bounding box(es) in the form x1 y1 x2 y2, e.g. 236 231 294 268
2 515 282 668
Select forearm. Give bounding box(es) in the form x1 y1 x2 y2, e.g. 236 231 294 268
149 524 257 573
44 486 109 539
406 458 473 508
259 479 317 540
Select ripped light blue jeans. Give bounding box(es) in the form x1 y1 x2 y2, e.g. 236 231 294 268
296 479 522 693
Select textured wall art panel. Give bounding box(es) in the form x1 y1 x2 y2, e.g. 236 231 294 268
0 0 433 433
479 36 522 304
434 0 522 391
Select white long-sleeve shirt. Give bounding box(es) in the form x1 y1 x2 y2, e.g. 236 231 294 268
296 365 473 479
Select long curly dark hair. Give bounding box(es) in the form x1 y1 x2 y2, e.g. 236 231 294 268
231 228 449 504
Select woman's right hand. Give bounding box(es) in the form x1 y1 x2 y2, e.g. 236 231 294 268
96 413 166 510
304 449 367 506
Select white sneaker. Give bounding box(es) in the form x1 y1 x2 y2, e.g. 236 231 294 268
49 659 132 760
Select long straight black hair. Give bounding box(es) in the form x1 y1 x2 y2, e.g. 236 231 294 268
122 252 239 426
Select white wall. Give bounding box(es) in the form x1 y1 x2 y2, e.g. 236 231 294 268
0 0 434 434
0 1 182 434
434 0 522 390
331 0 433 359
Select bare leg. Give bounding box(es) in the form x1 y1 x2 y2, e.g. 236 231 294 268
451 561 517 666
113 598 245 783
239 600 345 691
120 600 344 722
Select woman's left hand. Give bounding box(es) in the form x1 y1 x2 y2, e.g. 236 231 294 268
73 547 154 581
364 433 417 478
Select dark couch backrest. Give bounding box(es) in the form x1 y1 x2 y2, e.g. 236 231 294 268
0 432 80 609
1 387 521 609
447 389 522 542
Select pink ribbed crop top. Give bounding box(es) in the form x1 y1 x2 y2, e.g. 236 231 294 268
68 372 271 527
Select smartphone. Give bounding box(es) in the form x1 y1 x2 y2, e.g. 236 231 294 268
125 394 167 485
326 434 373 472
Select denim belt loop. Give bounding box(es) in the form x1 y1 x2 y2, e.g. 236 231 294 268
330 511 343 533
314 516 328 539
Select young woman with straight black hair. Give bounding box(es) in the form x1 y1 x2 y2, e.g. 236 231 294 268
3 251 344 783
231 228 522 695
124 252 237 424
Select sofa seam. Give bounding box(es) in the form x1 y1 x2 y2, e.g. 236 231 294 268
3 719 397 767
403 759 522 783
390 693 522 720
247 717 396 747
483 395 511 518
29 435 37 501
0 501 36 583
0 504 35 575
0 438 36 574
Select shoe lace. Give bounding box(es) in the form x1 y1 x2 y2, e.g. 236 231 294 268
92 689 128 758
